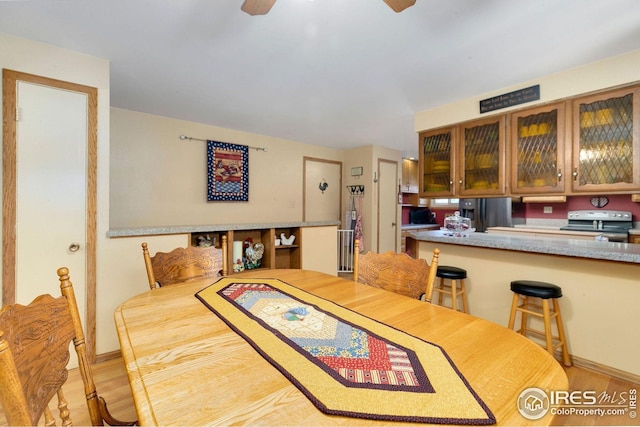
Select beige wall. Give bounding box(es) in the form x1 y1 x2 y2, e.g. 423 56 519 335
341 146 403 254
415 49 640 132
110 108 345 227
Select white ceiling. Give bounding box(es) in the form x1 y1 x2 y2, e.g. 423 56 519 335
2 0 640 158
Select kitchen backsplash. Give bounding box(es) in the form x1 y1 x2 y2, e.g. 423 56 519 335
413 194 640 229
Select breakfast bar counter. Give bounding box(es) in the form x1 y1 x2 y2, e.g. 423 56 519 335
408 229 640 264
408 230 640 380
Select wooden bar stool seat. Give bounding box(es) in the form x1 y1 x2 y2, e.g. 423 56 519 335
432 265 469 313
508 280 571 366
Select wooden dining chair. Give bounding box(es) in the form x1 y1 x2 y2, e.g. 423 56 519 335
142 235 228 290
0 267 136 426
353 239 440 301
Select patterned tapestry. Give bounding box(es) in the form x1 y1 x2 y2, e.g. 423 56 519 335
207 140 249 201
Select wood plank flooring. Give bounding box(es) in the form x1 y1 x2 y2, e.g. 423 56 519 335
1 358 637 426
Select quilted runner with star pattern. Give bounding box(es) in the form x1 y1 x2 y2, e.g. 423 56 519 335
196 277 495 425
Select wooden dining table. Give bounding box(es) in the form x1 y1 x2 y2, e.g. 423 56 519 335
114 269 568 426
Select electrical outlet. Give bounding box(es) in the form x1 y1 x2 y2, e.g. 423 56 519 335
543 206 553 214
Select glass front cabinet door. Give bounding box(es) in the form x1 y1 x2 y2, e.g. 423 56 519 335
419 127 456 197
458 116 507 196
510 102 567 194
571 86 640 192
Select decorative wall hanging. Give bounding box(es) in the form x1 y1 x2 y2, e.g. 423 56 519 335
590 196 609 208
319 179 328 193
207 140 249 201
347 185 365 197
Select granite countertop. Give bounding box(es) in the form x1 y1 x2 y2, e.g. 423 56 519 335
401 224 439 230
408 229 640 264
488 226 603 237
107 220 341 238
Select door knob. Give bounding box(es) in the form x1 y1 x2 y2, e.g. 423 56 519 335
69 242 80 252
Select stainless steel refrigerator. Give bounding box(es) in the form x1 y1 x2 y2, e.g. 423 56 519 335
459 198 512 232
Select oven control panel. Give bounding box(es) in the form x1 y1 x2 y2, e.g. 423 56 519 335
567 210 632 221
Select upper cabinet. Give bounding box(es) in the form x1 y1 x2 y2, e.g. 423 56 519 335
419 118 508 197
510 102 568 195
419 126 456 197
571 86 640 192
418 83 640 198
458 115 507 196
401 159 419 193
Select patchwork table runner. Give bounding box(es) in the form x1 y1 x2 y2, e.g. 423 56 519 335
196 278 495 425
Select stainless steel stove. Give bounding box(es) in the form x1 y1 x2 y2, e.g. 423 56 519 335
559 210 632 242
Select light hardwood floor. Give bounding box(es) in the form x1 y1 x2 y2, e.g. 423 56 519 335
1 357 637 426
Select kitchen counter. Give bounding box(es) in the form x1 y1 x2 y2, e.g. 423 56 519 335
401 224 439 230
409 229 640 264
409 229 640 378
401 224 439 254
487 226 602 240
107 220 340 238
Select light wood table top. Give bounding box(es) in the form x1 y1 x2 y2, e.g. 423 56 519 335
114 269 568 426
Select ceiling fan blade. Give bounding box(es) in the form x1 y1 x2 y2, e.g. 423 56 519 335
383 0 416 13
241 0 277 16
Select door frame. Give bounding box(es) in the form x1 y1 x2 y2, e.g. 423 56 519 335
377 158 399 253
2 69 98 362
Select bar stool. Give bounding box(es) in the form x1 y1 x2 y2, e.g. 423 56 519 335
432 266 469 313
508 280 571 366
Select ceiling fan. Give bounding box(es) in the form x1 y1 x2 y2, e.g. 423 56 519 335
241 0 416 16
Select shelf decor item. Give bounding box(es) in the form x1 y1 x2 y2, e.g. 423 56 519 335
232 241 245 272
207 140 249 202
244 240 264 269
280 233 295 245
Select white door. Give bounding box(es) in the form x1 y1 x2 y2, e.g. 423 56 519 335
3 69 97 362
15 82 88 309
377 159 398 253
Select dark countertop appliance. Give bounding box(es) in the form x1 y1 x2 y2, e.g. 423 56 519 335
409 207 436 225
559 210 632 242
459 198 512 232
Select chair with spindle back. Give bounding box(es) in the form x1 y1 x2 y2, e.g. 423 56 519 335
353 239 440 301
0 267 136 426
142 235 228 290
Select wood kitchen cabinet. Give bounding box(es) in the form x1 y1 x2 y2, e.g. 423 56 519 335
418 83 640 198
401 159 419 193
571 86 640 192
418 118 507 197
458 115 507 196
419 126 456 197
510 102 569 195
401 158 427 207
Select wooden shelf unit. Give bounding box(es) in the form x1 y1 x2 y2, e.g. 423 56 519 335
191 226 302 274
274 227 301 269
